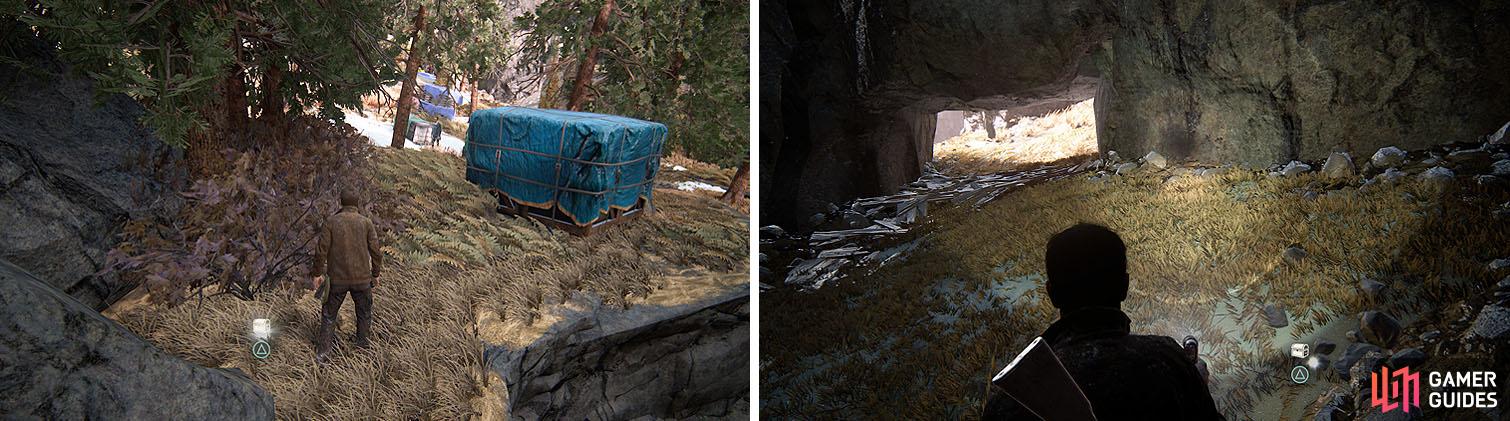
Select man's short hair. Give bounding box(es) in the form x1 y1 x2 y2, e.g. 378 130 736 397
1044 223 1128 310
340 190 360 207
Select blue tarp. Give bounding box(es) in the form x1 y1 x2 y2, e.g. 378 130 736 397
421 83 468 106
463 107 667 226
418 99 455 119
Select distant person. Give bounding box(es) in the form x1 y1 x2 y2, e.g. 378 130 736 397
311 190 383 363
983 223 1222 420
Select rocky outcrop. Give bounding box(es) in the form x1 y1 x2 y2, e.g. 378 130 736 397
485 286 749 420
1097 1 1510 167
0 22 184 309
0 259 274 419
762 0 1510 227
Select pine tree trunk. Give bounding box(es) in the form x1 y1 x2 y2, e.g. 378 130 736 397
720 161 749 204
468 80 479 115
565 0 615 111
390 5 428 149
258 59 284 126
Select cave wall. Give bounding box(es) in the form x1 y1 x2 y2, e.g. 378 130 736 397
763 0 1510 228
1098 0 1510 167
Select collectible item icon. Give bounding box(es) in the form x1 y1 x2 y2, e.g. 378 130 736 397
1290 343 1309 359
251 340 271 359
251 318 272 359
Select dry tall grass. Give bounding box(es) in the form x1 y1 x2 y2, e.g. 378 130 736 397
110 148 749 420
760 166 1509 419
934 99 1098 175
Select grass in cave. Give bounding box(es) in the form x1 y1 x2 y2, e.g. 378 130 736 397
109 148 748 420
759 165 1508 419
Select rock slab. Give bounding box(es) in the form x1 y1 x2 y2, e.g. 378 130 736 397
0 259 274 419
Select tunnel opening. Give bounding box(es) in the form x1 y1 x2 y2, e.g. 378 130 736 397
931 97 1098 176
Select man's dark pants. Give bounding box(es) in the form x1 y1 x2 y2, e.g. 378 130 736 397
317 282 372 355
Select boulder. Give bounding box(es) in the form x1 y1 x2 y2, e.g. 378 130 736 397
1264 304 1289 328
1490 122 1509 145
1372 147 1408 168
1495 159 1510 177
1470 304 1510 341
484 286 749 420
1114 162 1140 175
0 259 273 419
1321 152 1356 178
0 22 184 310
759 225 786 239
1142 151 1169 169
1418 166 1455 183
1360 311 1403 348
1373 168 1407 185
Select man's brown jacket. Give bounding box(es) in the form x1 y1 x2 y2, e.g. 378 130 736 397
312 206 382 285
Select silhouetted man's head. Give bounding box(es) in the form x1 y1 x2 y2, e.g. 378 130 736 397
1044 223 1129 311
340 190 360 207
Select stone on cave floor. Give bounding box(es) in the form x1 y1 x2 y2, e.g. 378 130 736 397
1264 303 1289 328
1494 159 1510 177
1314 340 1337 355
1281 160 1312 177
1372 147 1408 168
807 213 826 227
1360 278 1387 300
1491 122 1510 145
838 210 871 230
1360 311 1403 348
1477 175 1505 187
1114 162 1139 175
1336 342 1382 379
1470 304 1510 341
1321 152 1356 178
1373 168 1407 185
1489 258 1510 271
1387 347 1427 369
1421 156 1442 166
760 225 785 238
1142 151 1168 169
1419 166 1455 183
1346 348 1387 384
825 202 840 214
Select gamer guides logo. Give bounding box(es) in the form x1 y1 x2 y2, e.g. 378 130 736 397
1370 366 1499 413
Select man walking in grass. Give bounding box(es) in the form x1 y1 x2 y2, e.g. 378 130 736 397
311 190 383 364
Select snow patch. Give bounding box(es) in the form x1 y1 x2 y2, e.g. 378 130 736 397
673 181 726 193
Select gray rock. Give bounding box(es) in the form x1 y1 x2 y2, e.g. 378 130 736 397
1387 347 1427 369
1490 258 1510 271
1470 305 1510 341
1419 166 1455 183
1302 191 1320 201
1314 340 1337 355
1420 331 1440 342
0 259 273 419
1421 156 1441 166
1495 153 1510 160
0 25 184 310
1360 311 1403 348
759 225 786 238
1337 343 1383 380
1373 168 1407 185
1281 160 1313 177
1114 162 1140 175
807 213 827 227
1360 278 1388 300
1476 175 1505 187
1372 147 1408 168
484 285 749 420
1142 151 1168 169
1494 159 1510 177
1490 122 1509 145
1264 304 1289 328
1321 152 1356 178
1284 246 1308 262
838 210 872 229
825 202 841 214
